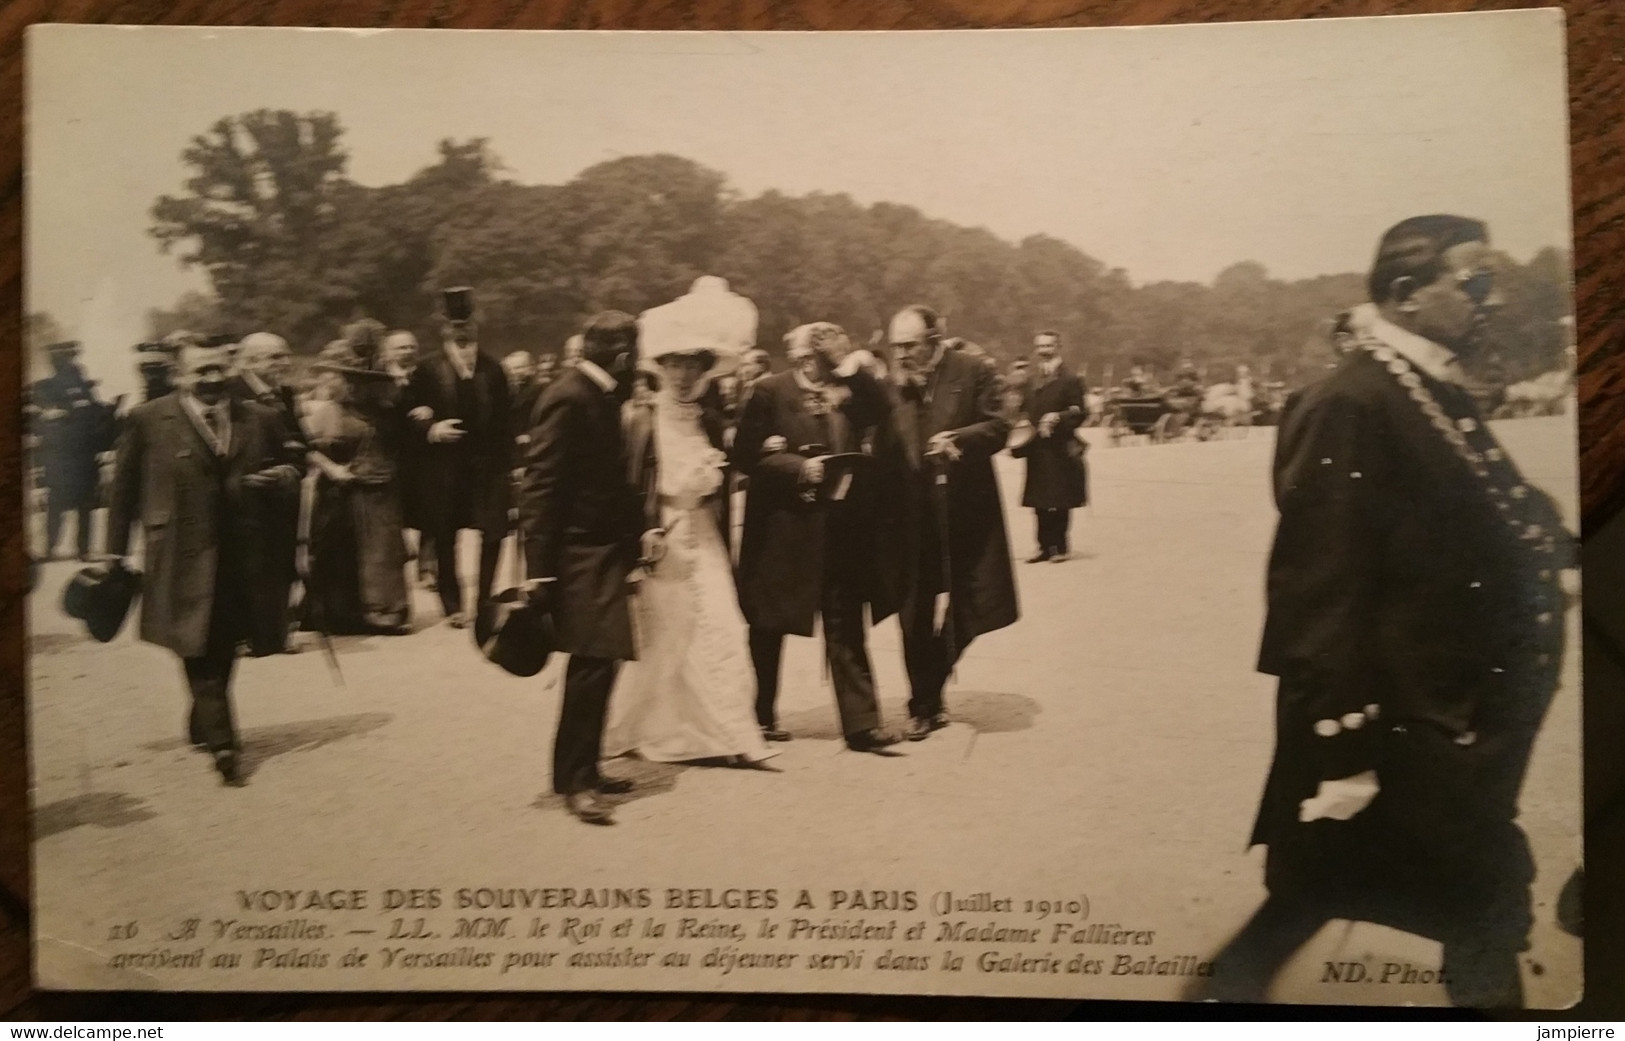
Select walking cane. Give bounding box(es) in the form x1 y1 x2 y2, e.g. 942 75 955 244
927 448 956 666
294 472 344 686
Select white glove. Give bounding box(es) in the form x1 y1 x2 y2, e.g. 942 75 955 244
428 418 465 444
1298 770 1379 823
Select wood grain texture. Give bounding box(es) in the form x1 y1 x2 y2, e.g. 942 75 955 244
2 0 1622 1021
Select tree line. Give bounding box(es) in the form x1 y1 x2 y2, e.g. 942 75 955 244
136 109 1572 389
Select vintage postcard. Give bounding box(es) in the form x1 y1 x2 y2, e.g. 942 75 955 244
24 12 1581 1007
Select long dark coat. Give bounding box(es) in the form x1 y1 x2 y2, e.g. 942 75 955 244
228 374 304 621
404 350 512 538
1010 364 1087 509
730 369 897 636
882 349 1019 645
105 394 304 658
517 368 645 661
1250 346 1571 928
32 371 117 509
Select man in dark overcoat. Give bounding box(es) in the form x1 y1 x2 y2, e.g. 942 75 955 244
229 331 305 652
404 288 512 627
883 306 1019 743
1196 216 1576 1008
1009 330 1087 563
517 311 658 826
105 339 305 786
31 342 116 561
732 322 901 752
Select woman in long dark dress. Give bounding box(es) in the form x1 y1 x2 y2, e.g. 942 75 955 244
302 341 411 635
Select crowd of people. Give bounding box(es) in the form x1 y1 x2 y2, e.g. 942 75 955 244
31 213 1586 1006
38 277 1106 821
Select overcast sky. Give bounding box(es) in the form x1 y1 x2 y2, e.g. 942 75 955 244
27 12 1570 394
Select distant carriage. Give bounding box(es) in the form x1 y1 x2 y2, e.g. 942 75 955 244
1104 392 1179 445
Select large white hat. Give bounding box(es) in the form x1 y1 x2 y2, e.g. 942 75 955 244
638 276 758 375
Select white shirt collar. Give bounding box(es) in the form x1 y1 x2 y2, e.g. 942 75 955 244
576 359 618 394
443 344 476 381
1352 303 1465 386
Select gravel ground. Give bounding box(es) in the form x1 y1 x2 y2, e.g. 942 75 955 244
26 418 1582 1007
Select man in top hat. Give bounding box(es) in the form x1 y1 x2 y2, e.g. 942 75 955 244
733 322 902 751
104 337 305 785
517 311 657 825
884 305 1019 743
404 288 512 627
1009 329 1087 563
31 341 117 561
1196 215 1577 1008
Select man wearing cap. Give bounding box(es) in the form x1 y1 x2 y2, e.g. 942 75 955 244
105 338 305 786
1196 216 1577 1008
732 322 901 752
882 305 1019 744
1009 330 1087 563
517 311 656 825
404 288 512 628
30 342 116 561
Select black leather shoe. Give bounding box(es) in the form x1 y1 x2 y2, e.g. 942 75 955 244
596 777 634 795
761 726 792 742
906 716 933 742
565 790 614 825
213 750 245 787
1025 551 1052 564
847 727 901 752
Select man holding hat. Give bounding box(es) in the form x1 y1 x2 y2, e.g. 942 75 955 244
732 322 901 752
404 288 512 628
105 337 305 786
517 311 657 825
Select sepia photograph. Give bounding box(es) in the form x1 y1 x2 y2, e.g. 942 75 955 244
23 12 1582 1008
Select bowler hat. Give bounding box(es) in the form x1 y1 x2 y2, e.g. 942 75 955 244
62 561 141 643
475 588 555 677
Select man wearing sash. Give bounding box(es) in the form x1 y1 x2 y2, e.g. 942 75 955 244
1200 216 1576 1008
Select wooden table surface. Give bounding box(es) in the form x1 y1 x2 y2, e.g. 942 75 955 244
1 0 1622 1021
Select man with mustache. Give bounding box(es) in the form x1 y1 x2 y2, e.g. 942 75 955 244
105 339 305 785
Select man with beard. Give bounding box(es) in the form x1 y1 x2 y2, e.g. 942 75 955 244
1194 216 1576 1008
405 289 512 627
104 339 304 785
732 322 901 752
883 305 1019 743
517 312 659 825
1009 330 1087 563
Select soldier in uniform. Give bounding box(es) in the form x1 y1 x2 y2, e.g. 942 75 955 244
1194 216 1577 1008
31 341 115 561
403 288 512 627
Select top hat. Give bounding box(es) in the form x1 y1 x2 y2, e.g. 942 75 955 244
62 561 142 643
45 341 81 357
474 587 556 677
442 287 476 324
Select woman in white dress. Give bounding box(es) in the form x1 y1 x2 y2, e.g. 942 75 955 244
602 279 779 769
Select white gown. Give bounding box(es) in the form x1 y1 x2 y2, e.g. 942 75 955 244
603 392 775 764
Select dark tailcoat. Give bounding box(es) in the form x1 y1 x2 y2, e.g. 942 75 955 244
883 349 1019 645
31 371 117 509
731 369 897 636
105 395 304 658
226 375 306 641
1250 346 1571 942
1010 363 1088 509
518 368 644 661
405 351 512 538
